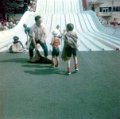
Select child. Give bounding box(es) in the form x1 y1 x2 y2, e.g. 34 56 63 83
63 23 78 75
51 31 60 68
9 36 25 53
23 24 31 47
52 25 62 39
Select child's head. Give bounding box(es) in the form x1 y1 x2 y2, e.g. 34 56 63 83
56 25 60 29
13 36 19 44
66 23 74 31
23 24 27 28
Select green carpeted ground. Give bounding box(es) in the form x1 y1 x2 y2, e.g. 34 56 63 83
0 51 120 119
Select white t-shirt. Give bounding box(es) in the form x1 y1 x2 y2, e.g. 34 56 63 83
30 23 47 43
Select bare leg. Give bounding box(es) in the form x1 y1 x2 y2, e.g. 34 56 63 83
52 57 55 68
56 56 59 67
73 56 78 71
66 57 71 74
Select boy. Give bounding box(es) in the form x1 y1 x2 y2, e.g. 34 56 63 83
63 23 78 75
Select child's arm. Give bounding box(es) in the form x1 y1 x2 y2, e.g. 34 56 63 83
58 39 60 45
50 38 54 46
19 41 24 48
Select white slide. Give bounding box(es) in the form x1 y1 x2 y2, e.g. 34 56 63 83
0 0 120 51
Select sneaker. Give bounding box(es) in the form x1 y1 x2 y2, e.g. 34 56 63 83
75 68 79 72
67 72 71 75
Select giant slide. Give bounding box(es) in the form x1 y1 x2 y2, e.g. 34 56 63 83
0 0 120 51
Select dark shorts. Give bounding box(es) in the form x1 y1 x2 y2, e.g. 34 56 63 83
52 47 60 57
66 46 77 57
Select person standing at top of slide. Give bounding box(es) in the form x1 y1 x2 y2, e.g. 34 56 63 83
23 24 31 47
52 25 62 39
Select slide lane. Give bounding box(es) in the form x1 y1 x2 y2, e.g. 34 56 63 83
0 0 120 52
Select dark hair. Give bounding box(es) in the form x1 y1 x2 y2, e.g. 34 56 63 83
13 36 19 40
13 36 19 43
23 24 27 27
66 23 74 31
56 25 60 28
35 15 41 21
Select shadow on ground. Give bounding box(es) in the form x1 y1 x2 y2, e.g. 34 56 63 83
0 58 27 63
